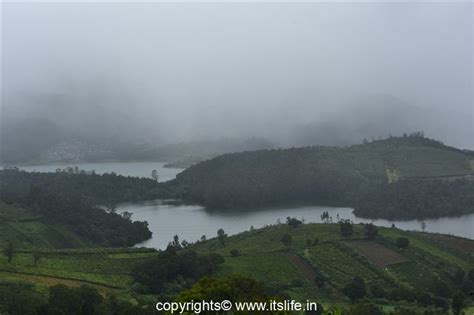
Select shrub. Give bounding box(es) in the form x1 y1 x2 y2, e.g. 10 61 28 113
346 302 383 315
280 234 292 247
415 291 432 306
343 276 366 302
286 217 303 228
230 249 240 257
369 282 386 299
432 296 449 310
396 237 409 249
452 291 465 315
364 223 378 240
339 219 353 238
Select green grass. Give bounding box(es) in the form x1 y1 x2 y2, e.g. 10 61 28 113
304 242 382 287
0 203 88 249
379 228 472 270
190 223 474 307
0 223 472 312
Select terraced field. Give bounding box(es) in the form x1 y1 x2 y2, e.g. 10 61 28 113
349 240 409 267
0 222 472 313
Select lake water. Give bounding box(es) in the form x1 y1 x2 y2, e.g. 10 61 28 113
9 162 474 248
12 161 183 182
121 201 474 249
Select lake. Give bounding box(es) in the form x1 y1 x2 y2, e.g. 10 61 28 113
10 161 474 248
121 201 474 249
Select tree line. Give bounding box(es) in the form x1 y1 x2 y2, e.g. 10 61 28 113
0 168 173 247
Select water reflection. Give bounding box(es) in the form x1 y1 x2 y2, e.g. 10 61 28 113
119 201 474 249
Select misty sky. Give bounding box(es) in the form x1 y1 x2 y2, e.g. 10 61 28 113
2 2 473 148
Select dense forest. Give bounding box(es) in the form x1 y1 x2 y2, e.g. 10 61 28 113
354 178 474 219
0 168 172 247
169 134 474 219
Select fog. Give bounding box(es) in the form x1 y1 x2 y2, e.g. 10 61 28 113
1 2 473 161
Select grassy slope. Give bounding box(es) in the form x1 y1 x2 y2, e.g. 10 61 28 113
0 223 472 311
0 203 88 249
190 223 474 310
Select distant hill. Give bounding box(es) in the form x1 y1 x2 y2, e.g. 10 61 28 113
0 117 274 166
1 118 68 164
169 134 474 218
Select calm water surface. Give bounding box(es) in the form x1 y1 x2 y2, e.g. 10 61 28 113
120 201 474 249
9 162 474 248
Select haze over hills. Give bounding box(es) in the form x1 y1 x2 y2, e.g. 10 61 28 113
1 2 473 314
2 94 472 165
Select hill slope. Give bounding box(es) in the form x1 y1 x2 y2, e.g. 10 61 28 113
188 223 474 313
169 135 474 217
0 203 88 249
1 224 473 313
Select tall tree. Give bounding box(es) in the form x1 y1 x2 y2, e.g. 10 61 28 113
4 240 15 263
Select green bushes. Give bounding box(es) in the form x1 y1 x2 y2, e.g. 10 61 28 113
0 169 159 247
396 237 410 249
131 248 224 294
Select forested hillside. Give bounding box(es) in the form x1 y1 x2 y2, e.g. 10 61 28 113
169 135 474 218
0 169 172 247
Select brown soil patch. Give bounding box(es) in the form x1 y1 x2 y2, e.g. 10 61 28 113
349 241 409 268
285 253 316 281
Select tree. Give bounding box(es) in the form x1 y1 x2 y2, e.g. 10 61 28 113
132 250 223 294
313 237 319 245
346 302 382 315
420 221 427 232
396 237 409 249
286 217 302 228
339 219 353 238
451 292 465 315
151 169 159 181
320 211 330 223
4 240 15 263
47 285 103 315
364 223 378 240
170 234 182 250
177 276 273 303
453 268 465 285
467 268 474 281
121 211 132 221
217 228 227 245
343 276 367 302
106 202 117 213
200 235 207 242
281 234 292 248
32 250 41 267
